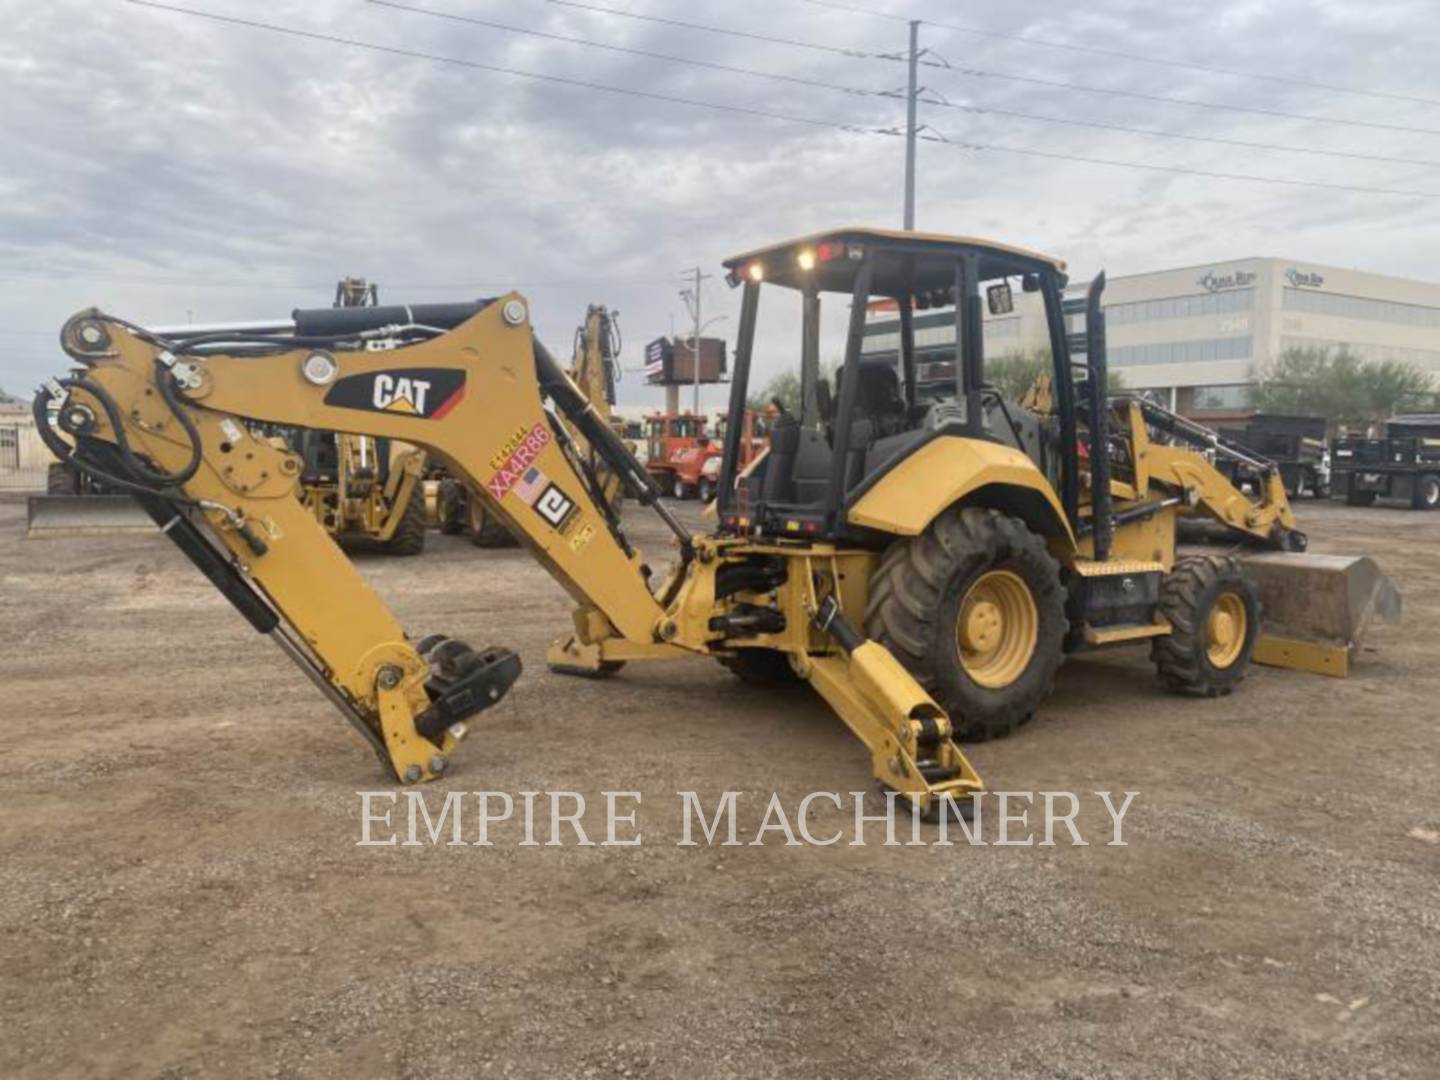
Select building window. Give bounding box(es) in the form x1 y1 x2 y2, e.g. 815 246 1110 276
1191 385 1252 410
0 426 18 470
1106 287 1253 327
1281 288 1440 328
1110 335 1252 367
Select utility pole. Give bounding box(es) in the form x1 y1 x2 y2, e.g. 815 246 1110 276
680 267 712 414
904 19 920 231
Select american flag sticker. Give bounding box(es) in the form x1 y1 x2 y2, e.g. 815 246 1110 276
514 466 549 506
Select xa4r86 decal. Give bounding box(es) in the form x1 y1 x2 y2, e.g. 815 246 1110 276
323 368 466 419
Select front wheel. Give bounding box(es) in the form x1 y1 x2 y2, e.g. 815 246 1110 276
1151 555 1259 697
672 475 692 500
865 507 1068 741
697 477 714 503
1412 472 1440 511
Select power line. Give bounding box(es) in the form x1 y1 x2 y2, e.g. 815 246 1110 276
521 0 874 59
125 1 871 135
793 0 1440 109
514 0 1440 136
123 1 1440 200
918 131 1440 199
928 62 1440 138
902 94 1440 169
367 0 870 97
379 0 1440 169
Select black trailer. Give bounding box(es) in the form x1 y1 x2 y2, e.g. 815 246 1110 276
1215 413 1329 498
1331 414 1440 510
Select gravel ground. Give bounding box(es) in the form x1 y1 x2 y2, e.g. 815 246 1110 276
0 495 1436 1079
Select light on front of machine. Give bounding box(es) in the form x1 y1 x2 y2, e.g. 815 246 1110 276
747 262 765 282
796 249 817 271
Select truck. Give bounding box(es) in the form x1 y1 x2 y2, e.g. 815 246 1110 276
1215 414 1330 499
1331 414 1440 509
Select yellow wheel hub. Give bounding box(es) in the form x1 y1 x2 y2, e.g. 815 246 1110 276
956 569 1038 689
1206 593 1247 668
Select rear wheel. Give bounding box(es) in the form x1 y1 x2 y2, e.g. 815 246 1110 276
672 475 691 500
469 498 517 548
1151 555 1259 696
865 507 1067 741
1346 488 1378 507
1412 473 1440 511
697 477 714 503
382 485 427 556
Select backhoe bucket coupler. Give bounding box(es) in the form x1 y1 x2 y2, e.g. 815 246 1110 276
1239 552 1402 677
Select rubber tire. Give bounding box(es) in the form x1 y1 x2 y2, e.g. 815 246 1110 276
1151 554 1259 697
382 484 427 556
46 462 79 495
697 477 714 503
1346 488 1378 507
469 500 518 549
672 476 691 501
865 507 1068 741
437 478 467 535
721 648 802 686
1411 473 1440 511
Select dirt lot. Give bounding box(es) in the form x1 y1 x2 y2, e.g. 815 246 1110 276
0 494 1436 1079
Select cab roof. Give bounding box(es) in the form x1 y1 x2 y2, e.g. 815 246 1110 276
722 227 1067 296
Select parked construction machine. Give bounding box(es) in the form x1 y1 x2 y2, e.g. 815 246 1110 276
35 229 1398 815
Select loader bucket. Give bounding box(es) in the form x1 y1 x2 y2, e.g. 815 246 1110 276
26 495 157 538
1237 552 1402 677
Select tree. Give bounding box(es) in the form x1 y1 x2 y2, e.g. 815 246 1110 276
748 370 803 416
1251 346 1434 432
987 348 1125 402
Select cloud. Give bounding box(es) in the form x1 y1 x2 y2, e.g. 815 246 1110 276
1 0 1437 402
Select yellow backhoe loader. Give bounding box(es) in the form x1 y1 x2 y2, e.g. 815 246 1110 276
34 229 1398 817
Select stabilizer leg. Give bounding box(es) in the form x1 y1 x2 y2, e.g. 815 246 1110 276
804 597 983 818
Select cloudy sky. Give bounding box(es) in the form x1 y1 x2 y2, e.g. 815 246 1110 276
2 0 1438 407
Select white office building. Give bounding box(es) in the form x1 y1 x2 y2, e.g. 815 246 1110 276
863 257 1440 419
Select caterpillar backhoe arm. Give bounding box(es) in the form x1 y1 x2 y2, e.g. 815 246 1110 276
40 297 980 812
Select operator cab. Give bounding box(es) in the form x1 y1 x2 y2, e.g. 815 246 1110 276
714 228 1084 542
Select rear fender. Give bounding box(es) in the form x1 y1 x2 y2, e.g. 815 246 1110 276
846 436 1075 550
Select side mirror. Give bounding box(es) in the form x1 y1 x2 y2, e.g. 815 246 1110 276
987 282 1014 315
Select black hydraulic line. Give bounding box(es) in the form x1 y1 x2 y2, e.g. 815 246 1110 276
531 337 691 549
291 300 492 337
1134 397 1275 473
813 595 864 654
1084 273 1113 562
1110 495 1183 529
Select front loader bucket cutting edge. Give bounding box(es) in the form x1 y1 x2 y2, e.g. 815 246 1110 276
1236 552 1402 678
25 495 158 538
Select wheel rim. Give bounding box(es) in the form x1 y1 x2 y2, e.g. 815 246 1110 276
1426 480 1439 506
955 569 1039 689
1205 593 1248 669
